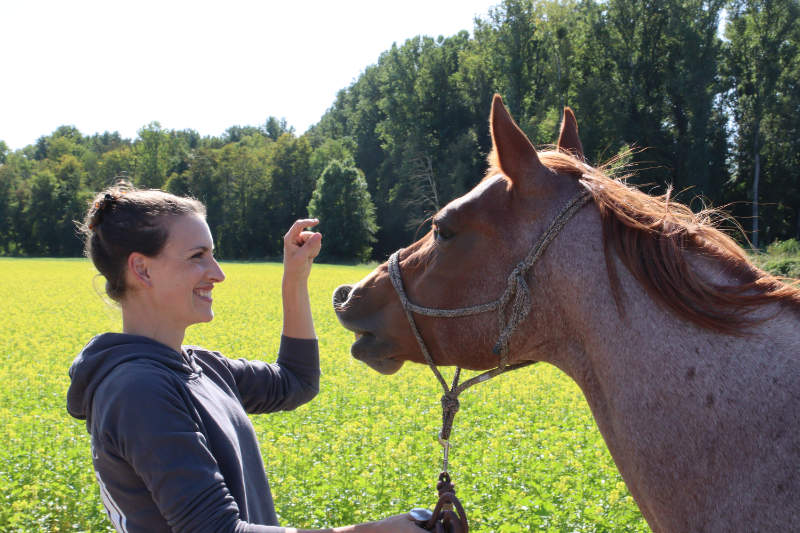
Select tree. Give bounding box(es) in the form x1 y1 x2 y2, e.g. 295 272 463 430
135 122 168 188
224 125 263 144
0 152 32 254
268 134 314 253
87 131 127 154
2 0 797 258
180 147 227 253
92 146 135 191
307 160 377 262
0 158 14 252
725 0 800 247
24 171 61 254
53 154 89 255
309 137 356 182
475 0 543 121
264 117 294 141
214 140 272 258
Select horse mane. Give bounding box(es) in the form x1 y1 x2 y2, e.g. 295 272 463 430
509 149 800 334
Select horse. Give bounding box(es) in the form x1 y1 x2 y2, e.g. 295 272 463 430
332 94 800 532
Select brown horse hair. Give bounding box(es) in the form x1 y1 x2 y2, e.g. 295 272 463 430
492 149 800 335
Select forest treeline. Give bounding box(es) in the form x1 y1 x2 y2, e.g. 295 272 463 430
1 0 798 260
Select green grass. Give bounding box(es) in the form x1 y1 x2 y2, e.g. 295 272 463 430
0 258 647 532
753 238 800 279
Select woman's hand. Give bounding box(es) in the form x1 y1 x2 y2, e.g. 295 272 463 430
316 512 427 532
364 513 428 532
283 218 322 285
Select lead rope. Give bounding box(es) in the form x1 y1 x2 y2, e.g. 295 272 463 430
390 189 592 533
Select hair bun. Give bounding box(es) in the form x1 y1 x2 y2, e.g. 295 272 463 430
88 193 119 230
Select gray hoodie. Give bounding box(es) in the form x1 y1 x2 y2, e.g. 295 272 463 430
67 333 320 533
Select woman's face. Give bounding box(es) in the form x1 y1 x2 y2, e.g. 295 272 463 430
144 214 226 330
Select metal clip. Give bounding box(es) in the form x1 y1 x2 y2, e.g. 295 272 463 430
438 432 451 473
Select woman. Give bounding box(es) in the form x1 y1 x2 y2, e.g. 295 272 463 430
67 183 424 533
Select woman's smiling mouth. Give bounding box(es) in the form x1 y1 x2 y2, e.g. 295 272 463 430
194 288 213 302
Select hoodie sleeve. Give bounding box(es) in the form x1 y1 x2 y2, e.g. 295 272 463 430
93 364 286 533
222 335 321 414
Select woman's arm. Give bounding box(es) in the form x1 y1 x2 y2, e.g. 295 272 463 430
281 218 322 339
285 512 425 533
215 336 320 413
215 219 323 413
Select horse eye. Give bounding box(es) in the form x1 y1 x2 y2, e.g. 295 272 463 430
434 224 454 241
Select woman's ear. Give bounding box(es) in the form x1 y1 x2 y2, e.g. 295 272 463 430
127 253 152 288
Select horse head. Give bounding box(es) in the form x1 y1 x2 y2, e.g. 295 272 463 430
333 95 590 374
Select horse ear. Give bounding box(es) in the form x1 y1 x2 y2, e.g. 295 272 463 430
557 107 584 160
489 94 543 191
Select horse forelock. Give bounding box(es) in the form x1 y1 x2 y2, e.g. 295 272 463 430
487 147 800 334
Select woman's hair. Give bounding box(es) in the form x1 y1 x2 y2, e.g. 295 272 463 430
79 180 206 301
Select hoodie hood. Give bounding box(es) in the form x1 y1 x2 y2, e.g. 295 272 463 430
67 333 199 421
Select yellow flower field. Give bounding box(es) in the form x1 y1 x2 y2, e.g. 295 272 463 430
0 258 647 532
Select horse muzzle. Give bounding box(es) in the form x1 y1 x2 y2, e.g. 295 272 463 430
333 284 406 374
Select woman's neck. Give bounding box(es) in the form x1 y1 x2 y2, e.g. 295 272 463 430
121 299 185 353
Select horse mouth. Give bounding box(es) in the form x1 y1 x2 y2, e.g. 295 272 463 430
334 283 406 375
349 331 405 374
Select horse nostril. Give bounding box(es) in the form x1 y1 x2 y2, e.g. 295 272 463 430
333 284 353 308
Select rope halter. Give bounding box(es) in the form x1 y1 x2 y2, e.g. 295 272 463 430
387 188 593 468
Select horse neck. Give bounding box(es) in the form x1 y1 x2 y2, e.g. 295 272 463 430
533 207 800 532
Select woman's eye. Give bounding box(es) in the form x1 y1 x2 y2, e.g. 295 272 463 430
191 252 204 259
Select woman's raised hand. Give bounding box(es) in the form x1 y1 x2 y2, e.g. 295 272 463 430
283 218 322 284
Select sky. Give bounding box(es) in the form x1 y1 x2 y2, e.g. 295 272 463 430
1 0 500 150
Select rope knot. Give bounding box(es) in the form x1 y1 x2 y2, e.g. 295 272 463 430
441 393 460 417
440 393 460 442
436 471 455 495
493 269 532 358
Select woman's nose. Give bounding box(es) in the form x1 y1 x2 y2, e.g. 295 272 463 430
211 258 226 282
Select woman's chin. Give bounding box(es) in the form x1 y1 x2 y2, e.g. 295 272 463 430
189 309 215 325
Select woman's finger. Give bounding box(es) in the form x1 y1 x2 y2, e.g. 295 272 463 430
297 230 317 242
303 232 322 258
284 219 319 244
